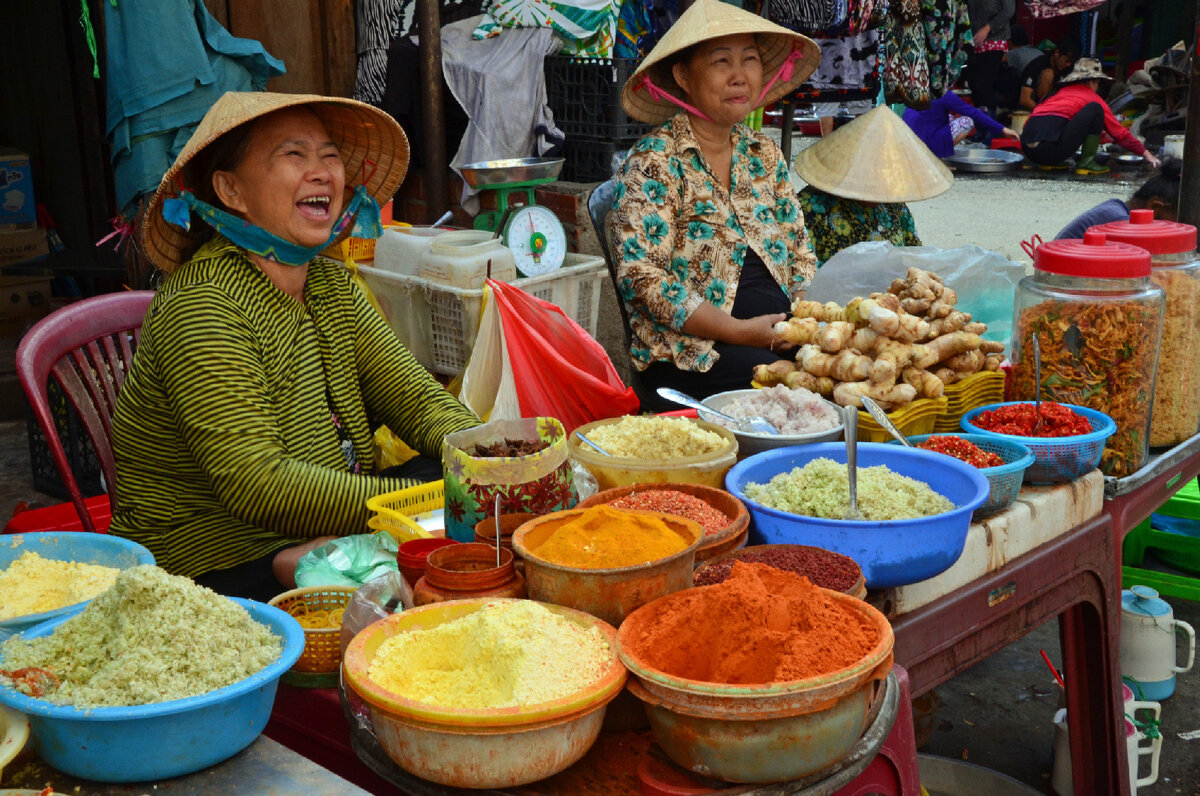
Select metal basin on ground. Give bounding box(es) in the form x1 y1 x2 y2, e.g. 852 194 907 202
512 509 703 626
342 598 626 789
943 147 1024 173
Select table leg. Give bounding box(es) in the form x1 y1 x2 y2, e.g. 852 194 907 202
890 515 1127 795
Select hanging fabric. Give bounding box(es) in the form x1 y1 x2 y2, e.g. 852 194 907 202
919 0 970 97
760 0 849 35
1024 0 1105 19
882 10 931 107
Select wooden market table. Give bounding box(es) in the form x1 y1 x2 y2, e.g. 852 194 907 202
267 472 1130 795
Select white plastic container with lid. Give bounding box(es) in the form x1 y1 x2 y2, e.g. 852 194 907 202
1090 210 1200 446
374 226 448 275
1011 231 1164 477
419 230 517 288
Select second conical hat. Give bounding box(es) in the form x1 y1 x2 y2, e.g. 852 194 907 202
620 0 820 125
792 105 953 203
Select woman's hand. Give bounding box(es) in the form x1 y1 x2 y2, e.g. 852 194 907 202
741 312 791 351
1002 127 1018 139
681 305 790 351
972 25 990 46
1144 151 1161 170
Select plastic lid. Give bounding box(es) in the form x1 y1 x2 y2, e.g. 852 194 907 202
1122 585 1171 617
1090 208 1198 257
1033 231 1152 278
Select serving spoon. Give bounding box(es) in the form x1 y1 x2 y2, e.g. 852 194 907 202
655 387 781 435
575 432 613 456
1032 336 1046 435
844 404 864 520
861 396 912 447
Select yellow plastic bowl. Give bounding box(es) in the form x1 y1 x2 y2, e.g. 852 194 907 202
569 417 738 490
342 598 626 789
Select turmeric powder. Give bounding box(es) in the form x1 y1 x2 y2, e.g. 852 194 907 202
532 505 691 569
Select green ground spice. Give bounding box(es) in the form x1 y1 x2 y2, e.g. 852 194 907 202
1 565 281 708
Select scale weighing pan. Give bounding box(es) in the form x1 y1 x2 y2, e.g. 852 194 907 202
460 157 564 189
943 147 1024 173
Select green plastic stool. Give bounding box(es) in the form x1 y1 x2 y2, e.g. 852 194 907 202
1122 479 1200 602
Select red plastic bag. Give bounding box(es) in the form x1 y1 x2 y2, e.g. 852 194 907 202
461 279 638 433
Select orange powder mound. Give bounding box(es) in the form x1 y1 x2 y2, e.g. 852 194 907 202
627 562 880 684
533 505 688 569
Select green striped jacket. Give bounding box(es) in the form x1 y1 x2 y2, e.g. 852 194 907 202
110 236 479 578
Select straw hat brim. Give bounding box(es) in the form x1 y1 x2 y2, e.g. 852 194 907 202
620 0 820 125
142 91 409 273
1058 58 1113 85
793 105 953 203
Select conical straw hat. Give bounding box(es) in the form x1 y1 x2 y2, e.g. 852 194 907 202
621 0 821 125
142 91 409 272
792 105 953 203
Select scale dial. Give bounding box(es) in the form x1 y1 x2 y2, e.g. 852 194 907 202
503 204 567 276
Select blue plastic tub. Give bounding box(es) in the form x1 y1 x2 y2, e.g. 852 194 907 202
0 598 304 782
960 402 1117 484
725 443 989 589
0 532 155 642
899 434 1035 518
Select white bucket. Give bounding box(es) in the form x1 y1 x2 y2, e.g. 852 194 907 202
374 226 448 275
1163 135 1184 161
1010 111 1030 136
1051 700 1161 795
419 230 517 289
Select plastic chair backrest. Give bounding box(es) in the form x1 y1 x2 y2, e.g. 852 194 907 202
15 291 155 533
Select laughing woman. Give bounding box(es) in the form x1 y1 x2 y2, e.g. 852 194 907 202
112 92 479 600
607 0 820 412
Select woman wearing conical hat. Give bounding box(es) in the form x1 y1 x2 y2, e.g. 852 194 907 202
793 105 953 267
607 0 821 411
112 92 479 599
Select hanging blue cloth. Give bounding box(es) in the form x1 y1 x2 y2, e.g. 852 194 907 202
105 0 285 217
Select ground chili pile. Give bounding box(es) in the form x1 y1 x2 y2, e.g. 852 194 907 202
625 562 880 684
693 546 861 592
973 402 1092 438
917 436 1004 468
606 490 729 535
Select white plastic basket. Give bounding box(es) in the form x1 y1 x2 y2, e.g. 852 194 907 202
357 253 608 375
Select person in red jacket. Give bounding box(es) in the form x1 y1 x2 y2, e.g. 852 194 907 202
1020 58 1161 175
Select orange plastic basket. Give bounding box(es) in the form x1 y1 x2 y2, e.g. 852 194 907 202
268 586 357 682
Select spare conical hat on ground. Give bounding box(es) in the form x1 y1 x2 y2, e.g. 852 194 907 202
621 0 821 125
142 91 409 273
792 105 953 203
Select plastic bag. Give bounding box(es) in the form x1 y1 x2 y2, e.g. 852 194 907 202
807 241 1027 349
339 570 412 657
442 417 576 542
372 425 419 470
294 533 401 588
460 279 639 433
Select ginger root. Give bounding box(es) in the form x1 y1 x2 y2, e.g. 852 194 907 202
983 354 1004 372
784 370 835 395
817 321 856 353
833 380 918 408
943 349 984 374
962 322 987 335
902 366 945 399
752 360 796 386
926 332 981 363
790 299 847 322
979 339 1005 355
774 317 821 346
799 345 872 382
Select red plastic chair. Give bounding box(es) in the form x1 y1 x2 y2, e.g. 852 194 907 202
15 291 155 533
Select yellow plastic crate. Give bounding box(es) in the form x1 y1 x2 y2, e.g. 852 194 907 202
367 480 445 543
940 371 1006 431
856 397 948 442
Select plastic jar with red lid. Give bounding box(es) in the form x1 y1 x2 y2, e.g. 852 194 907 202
1011 230 1164 477
1091 210 1200 447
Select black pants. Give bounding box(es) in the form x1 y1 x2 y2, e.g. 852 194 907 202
968 50 1006 117
637 254 789 413
1021 103 1104 165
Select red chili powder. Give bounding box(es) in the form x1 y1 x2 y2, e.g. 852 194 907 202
627 562 879 684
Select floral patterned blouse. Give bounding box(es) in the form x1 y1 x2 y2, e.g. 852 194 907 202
607 113 817 374
797 186 921 267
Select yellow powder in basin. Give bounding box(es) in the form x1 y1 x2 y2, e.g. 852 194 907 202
0 551 122 620
368 601 611 709
533 505 689 569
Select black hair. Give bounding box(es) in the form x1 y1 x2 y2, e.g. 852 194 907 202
1056 37 1082 60
1130 157 1182 210
175 117 257 262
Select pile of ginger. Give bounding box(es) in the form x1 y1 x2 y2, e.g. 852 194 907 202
754 268 1005 410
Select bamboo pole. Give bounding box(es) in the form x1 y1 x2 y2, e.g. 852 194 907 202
1179 0 1200 227
417 0 449 225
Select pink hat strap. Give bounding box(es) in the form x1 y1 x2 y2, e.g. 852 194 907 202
756 46 804 106
635 75 715 123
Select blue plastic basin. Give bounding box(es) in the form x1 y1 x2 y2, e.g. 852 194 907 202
0 598 304 782
0 532 156 642
725 443 989 589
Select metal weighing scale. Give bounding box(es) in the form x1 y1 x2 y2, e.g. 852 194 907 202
460 157 568 276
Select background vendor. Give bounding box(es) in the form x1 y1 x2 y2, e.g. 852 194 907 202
607 0 820 411
794 105 953 267
1021 58 1161 175
1018 37 1080 111
903 89 1017 158
1055 157 1182 239
113 91 479 601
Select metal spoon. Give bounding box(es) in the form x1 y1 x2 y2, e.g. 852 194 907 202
1033 336 1044 435
655 387 781 435
576 432 612 456
861 396 913 447
844 405 864 520
493 494 502 568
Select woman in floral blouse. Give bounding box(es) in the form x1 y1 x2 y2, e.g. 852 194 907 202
608 0 820 410
793 105 954 267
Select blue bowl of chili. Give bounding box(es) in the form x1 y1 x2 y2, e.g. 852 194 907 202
960 402 1117 485
726 443 989 589
900 434 1035 517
